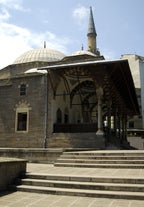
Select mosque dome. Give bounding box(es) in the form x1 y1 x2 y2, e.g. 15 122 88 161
13 48 65 64
71 50 97 57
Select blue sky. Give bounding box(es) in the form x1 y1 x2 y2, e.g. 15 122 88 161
0 0 144 69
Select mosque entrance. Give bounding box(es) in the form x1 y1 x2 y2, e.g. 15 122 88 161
49 58 139 147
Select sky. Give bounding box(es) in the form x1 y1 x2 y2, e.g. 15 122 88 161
0 0 144 69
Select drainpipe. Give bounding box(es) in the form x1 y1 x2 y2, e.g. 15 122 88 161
44 71 48 148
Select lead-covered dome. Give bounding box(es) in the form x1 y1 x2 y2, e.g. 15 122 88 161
71 50 97 57
13 48 65 64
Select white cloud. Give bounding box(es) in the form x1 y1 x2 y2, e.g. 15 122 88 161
0 0 25 11
73 6 89 27
0 21 70 69
0 0 31 68
0 8 10 21
0 0 71 69
0 24 31 69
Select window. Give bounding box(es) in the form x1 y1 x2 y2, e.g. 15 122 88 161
17 112 27 131
15 100 30 133
20 84 26 96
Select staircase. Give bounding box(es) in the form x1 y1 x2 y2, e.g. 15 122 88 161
14 150 144 200
54 150 144 168
47 133 105 149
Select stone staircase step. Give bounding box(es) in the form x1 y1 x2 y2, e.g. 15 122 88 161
48 133 102 148
16 185 144 200
27 174 144 184
56 158 144 164
54 162 144 168
13 150 144 200
60 155 144 160
62 151 144 156
56 150 144 169
21 178 144 192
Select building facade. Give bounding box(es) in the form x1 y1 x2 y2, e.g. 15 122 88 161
121 54 144 129
0 8 139 148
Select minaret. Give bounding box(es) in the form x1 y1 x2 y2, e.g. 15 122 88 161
87 7 99 55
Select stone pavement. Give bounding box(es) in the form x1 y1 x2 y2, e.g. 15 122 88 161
0 191 144 207
0 162 144 206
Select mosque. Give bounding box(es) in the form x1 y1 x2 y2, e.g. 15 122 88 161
0 7 139 149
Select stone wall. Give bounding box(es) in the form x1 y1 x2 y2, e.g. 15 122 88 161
0 74 46 148
0 148 63 163
0 158 27 192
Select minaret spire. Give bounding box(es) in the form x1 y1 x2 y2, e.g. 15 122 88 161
88 6 96 36
44 41 46 48
87 7 99 55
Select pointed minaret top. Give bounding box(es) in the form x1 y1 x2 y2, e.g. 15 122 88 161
87 7 96 36
44 41 46 48
81 44 84 50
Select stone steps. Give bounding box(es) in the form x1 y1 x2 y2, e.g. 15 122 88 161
54 163 144 168
26 174 144 184
15 174 144 200
62 150 144 156
14 150 144 199
60 155 144 160
16 185 144 200
47 133 105 148
55 158 144 164
21 178 144 192
54 150 144 168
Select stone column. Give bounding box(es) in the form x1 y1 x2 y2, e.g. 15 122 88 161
122 114 128 144
114 108 118 138
96 87 104 136
107 101 112 142
124 115 128 140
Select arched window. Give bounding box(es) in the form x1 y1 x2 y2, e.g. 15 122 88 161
56 108 62 123
15 101 31 132
17 112 27 131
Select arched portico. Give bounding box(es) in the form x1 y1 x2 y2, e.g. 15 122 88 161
44 58 139 148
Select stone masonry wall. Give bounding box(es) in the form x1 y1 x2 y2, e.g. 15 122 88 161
0 157 27 191
0 74 46 148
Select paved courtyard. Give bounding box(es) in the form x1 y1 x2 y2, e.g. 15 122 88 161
0 191 144 207
0 162 144 207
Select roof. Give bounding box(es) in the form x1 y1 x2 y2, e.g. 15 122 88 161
71 50 97 57
40 58 128 69
13 48 65 64
39 58 139 115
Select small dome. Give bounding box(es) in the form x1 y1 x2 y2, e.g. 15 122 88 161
71 50 97 57
13 48 65 64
